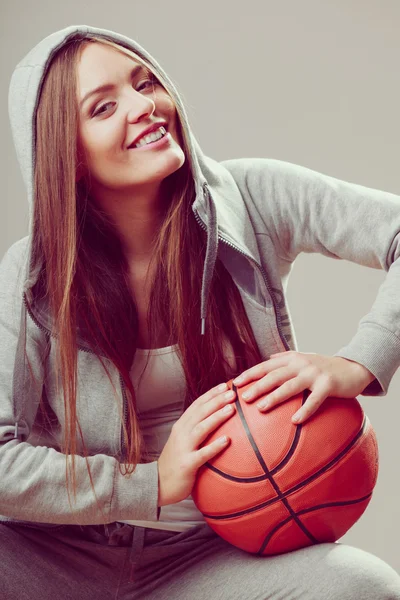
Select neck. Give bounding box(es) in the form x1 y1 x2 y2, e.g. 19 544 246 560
90 180 169 260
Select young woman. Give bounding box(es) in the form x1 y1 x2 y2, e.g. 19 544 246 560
1 24 400 600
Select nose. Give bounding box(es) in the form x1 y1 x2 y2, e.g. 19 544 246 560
126 89 156 124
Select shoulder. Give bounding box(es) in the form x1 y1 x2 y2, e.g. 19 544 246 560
1 235 30 266
0 236 30 295
220 157 315 190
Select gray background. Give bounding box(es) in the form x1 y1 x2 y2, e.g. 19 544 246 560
1 0 399 573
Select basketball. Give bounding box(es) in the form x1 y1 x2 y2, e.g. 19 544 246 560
191 378 379 556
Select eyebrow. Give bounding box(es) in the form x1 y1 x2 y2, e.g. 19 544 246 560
79 64 145 109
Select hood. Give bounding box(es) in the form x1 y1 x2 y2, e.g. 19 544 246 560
8 24 259 340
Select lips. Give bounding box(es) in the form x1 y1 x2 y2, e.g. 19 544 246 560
127 122 167 149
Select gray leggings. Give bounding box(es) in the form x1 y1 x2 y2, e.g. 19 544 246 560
1 520 400 600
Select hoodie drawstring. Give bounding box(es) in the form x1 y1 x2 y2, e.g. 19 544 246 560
200 182 218 337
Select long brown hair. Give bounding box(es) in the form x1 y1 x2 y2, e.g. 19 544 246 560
30 33 263 521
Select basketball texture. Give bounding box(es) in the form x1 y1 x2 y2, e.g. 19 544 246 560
191 378 379 556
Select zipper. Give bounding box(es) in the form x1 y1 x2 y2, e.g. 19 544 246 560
197 182 290 352
23 292 107 358
119 372 128 460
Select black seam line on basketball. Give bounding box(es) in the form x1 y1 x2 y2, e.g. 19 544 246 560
234 386 319 545
204 411 367 517
257 492 373 554
205 410 367 489
201 491 373 521
259 515 294 553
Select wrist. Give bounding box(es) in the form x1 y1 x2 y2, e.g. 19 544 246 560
340 357 376 387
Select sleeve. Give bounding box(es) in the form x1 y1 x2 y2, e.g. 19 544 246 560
0 238 161 525
229 158 400 397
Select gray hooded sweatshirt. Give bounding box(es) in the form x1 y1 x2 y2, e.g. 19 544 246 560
2 25 400 534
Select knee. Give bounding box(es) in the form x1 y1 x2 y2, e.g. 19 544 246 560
322 543 400 600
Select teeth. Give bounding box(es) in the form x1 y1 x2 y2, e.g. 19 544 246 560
133 126 167 148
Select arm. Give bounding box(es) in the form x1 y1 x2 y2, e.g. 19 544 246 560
0 238 160 525
222 157 400 397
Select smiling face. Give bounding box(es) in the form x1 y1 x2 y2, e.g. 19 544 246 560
76 41 185 196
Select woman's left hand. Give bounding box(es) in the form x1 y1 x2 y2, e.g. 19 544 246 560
232 351 376 424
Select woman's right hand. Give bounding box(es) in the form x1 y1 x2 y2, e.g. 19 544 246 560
157 382 236 507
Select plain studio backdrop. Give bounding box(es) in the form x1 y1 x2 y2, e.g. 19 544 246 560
1 0 399 574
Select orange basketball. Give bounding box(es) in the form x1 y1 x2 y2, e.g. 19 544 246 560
192 378 379 556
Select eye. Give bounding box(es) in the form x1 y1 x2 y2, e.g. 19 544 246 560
136 77 158 91
91 77 160 117
92 101 114 117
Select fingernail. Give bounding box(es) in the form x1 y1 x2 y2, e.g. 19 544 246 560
292 413 301 423
233 375 244 384
218 383 228 391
